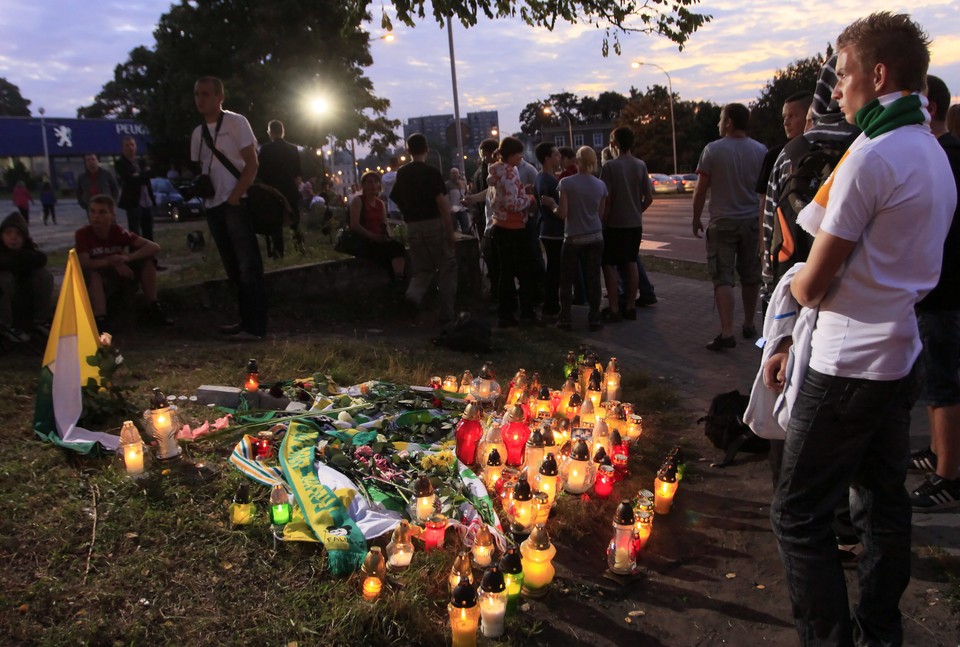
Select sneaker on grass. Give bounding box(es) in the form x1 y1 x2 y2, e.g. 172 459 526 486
910 475 960 511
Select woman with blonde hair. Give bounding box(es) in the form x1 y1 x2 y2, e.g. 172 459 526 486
555 146 607 331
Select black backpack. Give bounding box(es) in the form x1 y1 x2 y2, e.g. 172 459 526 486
698 390 769 467
770 133 858 282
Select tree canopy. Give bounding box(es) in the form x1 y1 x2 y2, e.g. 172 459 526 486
380 0 711 54
80 0 401 165
749 48 831 147
0 77 31 117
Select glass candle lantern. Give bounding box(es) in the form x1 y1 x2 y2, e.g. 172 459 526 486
668 445 687 479
520 524 556 597
586 370 603 409
430 375 443 389
477 419 506 477
482 449 504 492
458 370 474 395
533 491 550 526
253 430 274 461
387 520 415 569
422 513 448 551
524 428 545 472
501 405 531 467
563 349 578 379
449 551 475 593
634 491 654 514
565 391 583 422
540 421 556 451
605 403 625 434
499 546 524 616
634 510 654 548
269 484 292 526
244 358 259 392
654 465 679 514
144 388 181 460
592 445 609 468
506 473 537 537
612 453 629 482
449 576 481 647
470 362 501 405
533 385 554 421
607 500 639 575
578 356 594 395
557 376 579 415
119 420 145 476
578 398 596 427
442 374 459 392
472 524 495 568
455 403 484 466
595 465 615 498
551 417 571 447
478 567 508 638
626 414 643 444
506 369 527 406
591 419 612 459
412 474 437 523
230 484 255 525
604 357 621 402
527 372 542 398
560 439 596 494
361 546 387 600
534 453 560 508
496 468 519 512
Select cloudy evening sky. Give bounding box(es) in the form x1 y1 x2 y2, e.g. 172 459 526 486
2 1 958 140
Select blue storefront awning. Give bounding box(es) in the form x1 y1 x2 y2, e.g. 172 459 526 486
0 116 151 158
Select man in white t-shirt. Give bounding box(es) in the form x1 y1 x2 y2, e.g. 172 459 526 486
762 12 956 645
190 76 266 339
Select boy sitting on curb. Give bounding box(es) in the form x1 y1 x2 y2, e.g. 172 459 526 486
75 194 173 330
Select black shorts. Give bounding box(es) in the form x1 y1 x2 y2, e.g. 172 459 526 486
602 226 642 266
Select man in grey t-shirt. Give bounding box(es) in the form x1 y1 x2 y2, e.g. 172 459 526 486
599 126 654 320
692 103 767 351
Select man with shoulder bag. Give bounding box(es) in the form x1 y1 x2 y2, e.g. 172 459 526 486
190 76 267 339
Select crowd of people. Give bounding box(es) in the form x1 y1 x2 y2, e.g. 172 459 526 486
4 13 960 645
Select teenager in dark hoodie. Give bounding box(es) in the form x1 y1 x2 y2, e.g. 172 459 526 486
0 211 53 342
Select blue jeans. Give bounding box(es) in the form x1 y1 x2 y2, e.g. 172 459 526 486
772 367 917 647
206 202 267 336
559 239 603 324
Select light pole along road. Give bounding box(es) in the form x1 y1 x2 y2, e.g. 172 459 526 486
631 61 677 176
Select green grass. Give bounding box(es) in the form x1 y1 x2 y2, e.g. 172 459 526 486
0 289 693 646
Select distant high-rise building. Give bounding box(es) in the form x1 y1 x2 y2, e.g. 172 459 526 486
402 110 499 168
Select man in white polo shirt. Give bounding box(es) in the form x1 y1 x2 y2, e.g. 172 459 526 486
762 12 956 645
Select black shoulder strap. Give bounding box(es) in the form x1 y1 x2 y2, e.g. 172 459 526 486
201 112 242 180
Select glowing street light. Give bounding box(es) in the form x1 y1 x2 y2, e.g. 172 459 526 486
631 61 677 175
542 106 574 147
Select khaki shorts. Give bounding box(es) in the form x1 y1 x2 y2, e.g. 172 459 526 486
706 218 761 287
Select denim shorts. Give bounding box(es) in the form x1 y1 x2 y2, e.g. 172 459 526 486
706 218 761 287
917 309 960 406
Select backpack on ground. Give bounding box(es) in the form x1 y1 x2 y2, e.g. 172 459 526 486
698 389 769 467
770 132 858 282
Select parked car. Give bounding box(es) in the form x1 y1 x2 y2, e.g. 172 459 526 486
650 173 681 194
150 177 203 221
672 173 699 193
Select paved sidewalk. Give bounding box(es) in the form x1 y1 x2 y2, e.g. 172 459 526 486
577 270 960 555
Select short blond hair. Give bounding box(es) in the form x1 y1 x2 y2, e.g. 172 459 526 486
576 146 597 173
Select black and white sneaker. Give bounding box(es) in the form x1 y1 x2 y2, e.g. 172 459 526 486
909 448 938 473
911 475 960 511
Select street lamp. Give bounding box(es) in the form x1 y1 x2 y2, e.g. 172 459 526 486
446 17 466 176
542 106 573 147
630 61 677 176
38 107 51 184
